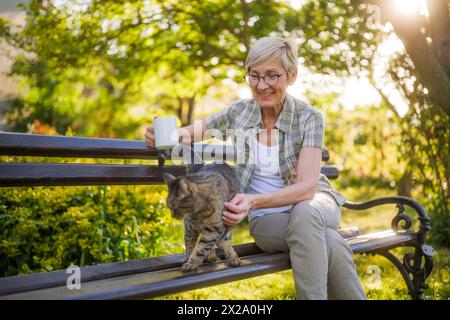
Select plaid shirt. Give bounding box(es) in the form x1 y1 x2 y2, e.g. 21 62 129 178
204 93 346 206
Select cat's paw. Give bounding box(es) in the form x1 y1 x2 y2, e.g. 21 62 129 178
228 256 241 267
205 252 221 263
181 261 198 272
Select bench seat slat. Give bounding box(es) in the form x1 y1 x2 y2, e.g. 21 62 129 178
0 229 416 300
0 231 359 297
0 163 339 187
0 231 416 300
0 243 262 296
1 253 290 300
348 230 416 253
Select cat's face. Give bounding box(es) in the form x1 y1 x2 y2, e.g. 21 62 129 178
163 173 198 220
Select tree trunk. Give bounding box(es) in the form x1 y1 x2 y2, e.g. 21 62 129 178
397 170 413 197
176 94 197 127
176 97 183 125
360 0 450 117
186 93 197 126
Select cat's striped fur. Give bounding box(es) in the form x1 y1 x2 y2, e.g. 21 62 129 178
162 163 241 272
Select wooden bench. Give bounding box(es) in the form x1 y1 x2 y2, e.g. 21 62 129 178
0 132 435 300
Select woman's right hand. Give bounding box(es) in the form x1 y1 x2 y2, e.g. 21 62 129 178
144 126 155 148
146 122 203 148
223 194 254 227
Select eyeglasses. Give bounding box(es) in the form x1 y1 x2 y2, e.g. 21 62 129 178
243 72 287 86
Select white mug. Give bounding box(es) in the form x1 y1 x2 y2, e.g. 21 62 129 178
153 116 179 150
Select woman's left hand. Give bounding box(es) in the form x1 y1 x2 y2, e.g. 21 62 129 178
223 193 256 227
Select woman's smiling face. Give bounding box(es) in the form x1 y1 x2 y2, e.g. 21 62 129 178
249 60 297 109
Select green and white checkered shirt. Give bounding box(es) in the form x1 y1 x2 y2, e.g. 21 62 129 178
204 93 346 206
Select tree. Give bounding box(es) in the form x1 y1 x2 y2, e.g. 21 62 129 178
355 0 450 118
0 0 306 131
358 0 450 245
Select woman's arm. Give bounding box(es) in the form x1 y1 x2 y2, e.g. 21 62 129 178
145 121 207 147
178 121 208 144
146 103 233 147
252 147 322 208
223 147 322 226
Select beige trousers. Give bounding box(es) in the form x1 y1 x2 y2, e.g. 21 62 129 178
249 192 367 300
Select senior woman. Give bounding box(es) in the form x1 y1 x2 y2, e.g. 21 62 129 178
145 37 366 300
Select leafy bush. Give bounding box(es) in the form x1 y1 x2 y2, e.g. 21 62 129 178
0 185 176 277
400 104 450 246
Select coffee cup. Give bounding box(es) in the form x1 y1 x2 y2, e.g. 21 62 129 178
153 116 179 150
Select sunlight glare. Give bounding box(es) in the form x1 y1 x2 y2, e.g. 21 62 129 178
290 0 308 10
339 77 381 110
394 0 429 16
237 85 252 100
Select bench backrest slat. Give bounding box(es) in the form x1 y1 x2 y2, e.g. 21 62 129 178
0 132 159 159
0 163 340 186
0 132 330 161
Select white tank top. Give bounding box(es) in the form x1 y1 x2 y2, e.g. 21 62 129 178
247 137 293 220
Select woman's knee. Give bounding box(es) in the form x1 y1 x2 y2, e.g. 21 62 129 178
287 200 326 234
252 234 289 253
249 213 290 253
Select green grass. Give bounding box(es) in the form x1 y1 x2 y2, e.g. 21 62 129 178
155 186 449 300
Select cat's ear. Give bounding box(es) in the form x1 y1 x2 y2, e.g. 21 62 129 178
179 178 198 195
162 173 176 186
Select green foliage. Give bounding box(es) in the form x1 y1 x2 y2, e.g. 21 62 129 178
0 185 174 277
0 0 384 133
293 0 382 77
0 0 306 133
400 103 450 246
312 95 405 190
383 52 450 246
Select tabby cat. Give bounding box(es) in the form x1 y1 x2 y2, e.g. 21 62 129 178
162 163 241 272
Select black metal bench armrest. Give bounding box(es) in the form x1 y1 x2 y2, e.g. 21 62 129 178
343 196 435 299
343 196 429 232
343 196 434 259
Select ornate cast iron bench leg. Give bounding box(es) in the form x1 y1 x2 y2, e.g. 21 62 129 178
343 196 435 300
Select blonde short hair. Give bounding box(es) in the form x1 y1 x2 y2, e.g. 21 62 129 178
245 37 298 73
